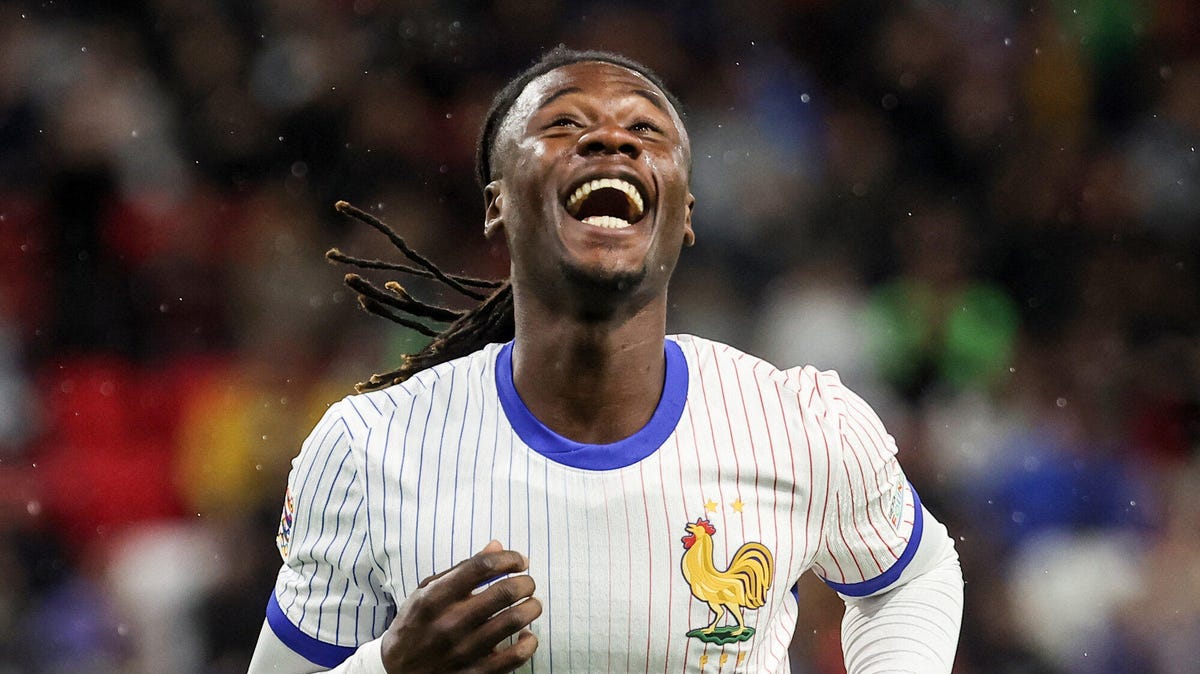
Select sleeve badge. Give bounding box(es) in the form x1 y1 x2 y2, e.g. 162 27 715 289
276 487 295 560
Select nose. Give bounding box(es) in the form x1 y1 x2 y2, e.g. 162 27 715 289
577 123 642 160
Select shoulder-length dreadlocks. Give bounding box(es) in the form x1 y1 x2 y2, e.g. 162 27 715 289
329 47 685 392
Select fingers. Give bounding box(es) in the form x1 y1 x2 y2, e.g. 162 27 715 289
416 540 499 588
425 546 529 599
382 541 541 674
417 540 523 590
462 595 542 659
460 574 536 626
481 629 539 672
420 572 536 658
410 584 539 670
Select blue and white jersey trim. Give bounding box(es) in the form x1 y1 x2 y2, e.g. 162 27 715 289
823 483 924 597
495 339 688 470
266 591 356 667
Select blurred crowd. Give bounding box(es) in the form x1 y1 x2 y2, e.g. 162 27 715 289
1 0 1197 672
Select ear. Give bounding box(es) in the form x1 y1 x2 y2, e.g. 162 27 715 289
682 192 696 247
483 180 506 240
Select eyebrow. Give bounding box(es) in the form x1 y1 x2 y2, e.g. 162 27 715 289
537 87 582 110
631 88 668 113
536 86 670 114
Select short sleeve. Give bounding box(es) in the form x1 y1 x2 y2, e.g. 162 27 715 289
267 399 392 667
809 371 923 597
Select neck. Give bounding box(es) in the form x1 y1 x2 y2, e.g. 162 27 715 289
510 289 668 445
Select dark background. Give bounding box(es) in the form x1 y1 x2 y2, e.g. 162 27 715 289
1 0 1197 672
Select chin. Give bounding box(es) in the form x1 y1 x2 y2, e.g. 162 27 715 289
560 259 649 306
563 259 646 289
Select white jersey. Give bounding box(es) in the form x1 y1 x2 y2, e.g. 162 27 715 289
267 335 924 672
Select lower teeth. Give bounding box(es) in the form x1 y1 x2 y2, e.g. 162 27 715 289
582 215 631 229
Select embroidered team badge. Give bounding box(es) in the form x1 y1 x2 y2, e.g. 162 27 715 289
886 479 906 529
680 517 774 645
276 487 295 559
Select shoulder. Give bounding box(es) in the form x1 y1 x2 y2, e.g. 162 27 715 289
334 343 502 424
671 333 779 377
671 334 846 415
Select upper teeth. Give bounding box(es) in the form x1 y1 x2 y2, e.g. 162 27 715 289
565 178 645 224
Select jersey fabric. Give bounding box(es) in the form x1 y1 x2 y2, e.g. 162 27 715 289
267 335 922 673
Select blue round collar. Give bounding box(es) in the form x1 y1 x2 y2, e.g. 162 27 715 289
494 339 688 470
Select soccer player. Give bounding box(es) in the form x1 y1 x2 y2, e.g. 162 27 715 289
247 48 963 673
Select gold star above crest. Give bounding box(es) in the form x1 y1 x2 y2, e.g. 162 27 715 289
731 498 744 513
703 499 718 513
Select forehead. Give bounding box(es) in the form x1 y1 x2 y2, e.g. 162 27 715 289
502 61 685 135
524 61 666 107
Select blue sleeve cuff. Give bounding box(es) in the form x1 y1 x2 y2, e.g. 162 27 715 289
823 482 925 597
266 592 357 668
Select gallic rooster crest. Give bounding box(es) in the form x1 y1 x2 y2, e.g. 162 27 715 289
680 517 774 645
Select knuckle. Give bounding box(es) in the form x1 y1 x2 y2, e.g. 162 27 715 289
503 600 540 630
430 611 462 639
525 597 544 620
491 580 518 604
501 609 527 632
405 591 431 617
490 634 537 670
446 641 472 666
473 554 498 576
511 574 534 596
516 634 538 659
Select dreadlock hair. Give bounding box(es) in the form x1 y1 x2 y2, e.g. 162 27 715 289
328 201 510 392
331 47 685 392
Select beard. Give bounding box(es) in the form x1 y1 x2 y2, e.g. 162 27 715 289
558 256 650 321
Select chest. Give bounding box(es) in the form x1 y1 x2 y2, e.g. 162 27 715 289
364 417 827 673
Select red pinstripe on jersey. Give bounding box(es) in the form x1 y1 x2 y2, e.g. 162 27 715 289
269 335 919 672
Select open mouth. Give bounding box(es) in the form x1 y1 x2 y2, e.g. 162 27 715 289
564 177 646 230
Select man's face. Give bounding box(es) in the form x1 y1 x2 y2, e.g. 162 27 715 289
485 61 695 308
